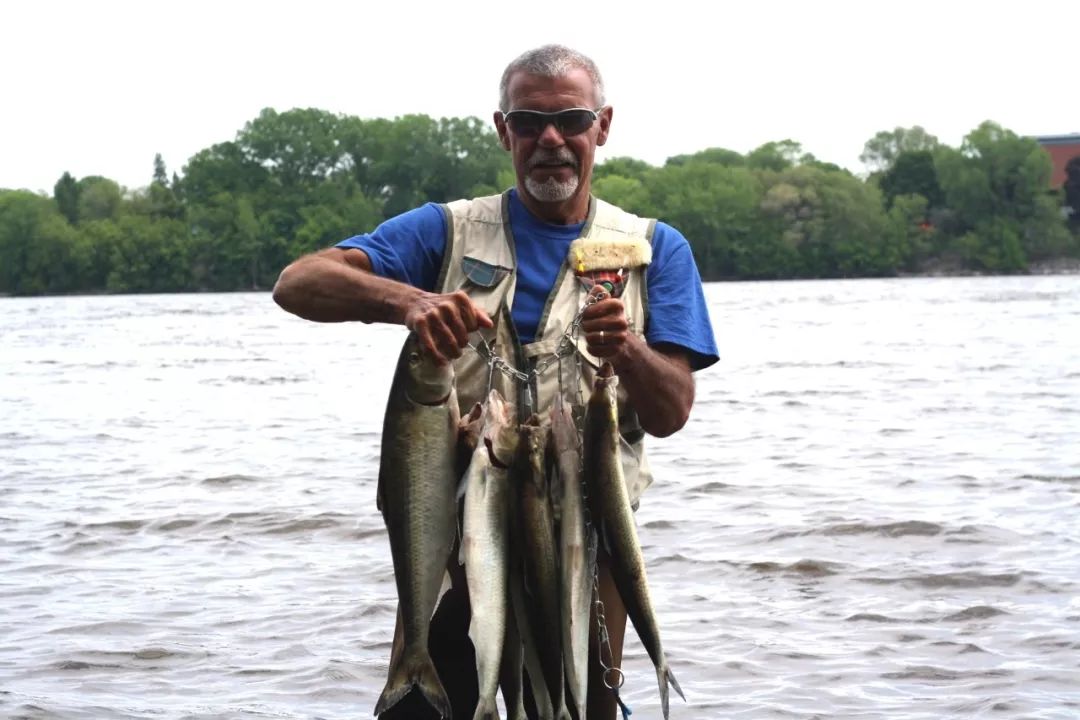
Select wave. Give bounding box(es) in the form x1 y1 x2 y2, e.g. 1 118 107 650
881 665 1013 681
748 559 840 577
770 520 944 541
845 605 1007 624
859 572 1023 589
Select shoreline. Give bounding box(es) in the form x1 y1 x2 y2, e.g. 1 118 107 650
905 257 1080 279
3 262 1079 299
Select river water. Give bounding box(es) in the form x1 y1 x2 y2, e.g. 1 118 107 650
1 276 1078 719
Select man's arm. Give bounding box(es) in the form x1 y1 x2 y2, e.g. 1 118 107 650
272 247 492 365
579 288 694 438
610 337 694 438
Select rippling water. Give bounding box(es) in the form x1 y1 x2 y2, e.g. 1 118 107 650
2 276 1079 719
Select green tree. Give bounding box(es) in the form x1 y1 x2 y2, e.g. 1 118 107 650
53 172 80 224
292 191 382 258
153 153 169 186
757 165 894 277
592 175 653 217
74 218 123 291
860 126 940 174
1065 156 1080 233
76 176 123 222
594 156 655 182
338 114 510 218
885 194 936 272
181 141 269 205
432 116 514 199
664 147 745 168
142 154 183 220
240 107 346 188
105 215 190 292
878 150 945 210
747 140 804 171
645 163 765 278
0 191 79 294
935 121 1072 267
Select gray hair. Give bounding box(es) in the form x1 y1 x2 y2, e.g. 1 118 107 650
498 44 606 112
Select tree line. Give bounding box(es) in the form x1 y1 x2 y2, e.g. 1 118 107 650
1 108 1078 296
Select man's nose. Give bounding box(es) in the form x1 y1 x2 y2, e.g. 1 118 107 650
536 121 565 146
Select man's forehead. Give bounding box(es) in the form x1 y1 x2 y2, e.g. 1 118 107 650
506 68 596 106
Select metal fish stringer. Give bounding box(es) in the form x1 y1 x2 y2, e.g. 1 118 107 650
468 293 638 714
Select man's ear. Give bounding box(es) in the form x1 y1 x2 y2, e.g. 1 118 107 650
493 111 511 150
596 106 613 147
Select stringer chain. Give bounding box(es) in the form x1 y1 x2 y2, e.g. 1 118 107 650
467 291 604 388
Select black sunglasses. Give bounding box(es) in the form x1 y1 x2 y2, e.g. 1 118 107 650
501 107 602 139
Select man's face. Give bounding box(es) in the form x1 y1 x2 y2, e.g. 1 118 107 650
494 68 611 220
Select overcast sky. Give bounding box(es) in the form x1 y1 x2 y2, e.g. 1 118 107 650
3 0 1077 195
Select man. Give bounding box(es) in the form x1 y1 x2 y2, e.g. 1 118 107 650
274 44 718 719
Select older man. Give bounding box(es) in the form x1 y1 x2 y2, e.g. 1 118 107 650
274 44 718 720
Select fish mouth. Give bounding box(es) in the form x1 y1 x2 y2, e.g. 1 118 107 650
407 389 454 407
597 362 615 379
484 436 511 469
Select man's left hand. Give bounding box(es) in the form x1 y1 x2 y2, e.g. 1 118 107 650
581 285 630 361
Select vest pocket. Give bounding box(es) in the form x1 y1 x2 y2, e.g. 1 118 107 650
461 256 511 288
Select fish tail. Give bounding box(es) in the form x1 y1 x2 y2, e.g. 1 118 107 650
471 696 499 720
656 663 686 720
373 650 452 718
566 692 586 720
668 664 685 701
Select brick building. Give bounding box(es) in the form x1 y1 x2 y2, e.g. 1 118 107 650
1035 134 1080 188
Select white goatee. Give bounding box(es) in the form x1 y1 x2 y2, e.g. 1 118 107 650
524 174 580 202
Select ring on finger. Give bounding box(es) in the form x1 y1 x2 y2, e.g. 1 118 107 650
599 330 605 344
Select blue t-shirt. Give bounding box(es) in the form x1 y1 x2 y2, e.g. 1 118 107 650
337 190 719 370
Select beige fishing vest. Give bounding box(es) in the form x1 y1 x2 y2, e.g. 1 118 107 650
434 191 657 505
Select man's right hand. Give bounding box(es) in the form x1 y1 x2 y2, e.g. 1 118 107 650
404 291 494 366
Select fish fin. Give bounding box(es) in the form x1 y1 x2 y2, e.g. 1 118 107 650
511 583 553 720
432 570 453 618
499 610 526 720
549 458 564 509
564 675 587 720
658 663 669 720
456 468 469 503
585 525 598 568
522 664 553 719
373 650 452 718
597 518 614 558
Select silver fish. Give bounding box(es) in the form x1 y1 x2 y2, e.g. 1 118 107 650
461 390 518 720
509 568 555 720
583 364 684 720
374 335 459 719
514 416 571 720
552 394 596 720
499 606 528 720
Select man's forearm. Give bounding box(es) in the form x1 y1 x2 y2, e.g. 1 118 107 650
610 336 695 438
273 248 493 365
272 250 423 324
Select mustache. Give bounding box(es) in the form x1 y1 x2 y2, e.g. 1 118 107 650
525 148 578 171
